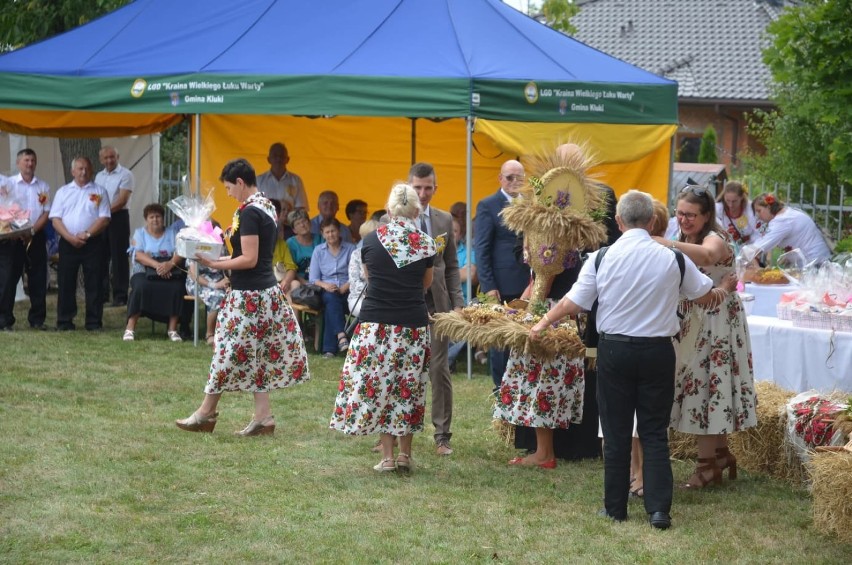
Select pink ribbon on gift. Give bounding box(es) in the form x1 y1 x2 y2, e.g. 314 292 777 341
198 220 224 243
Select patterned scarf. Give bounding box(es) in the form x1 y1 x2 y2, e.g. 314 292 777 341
376 217 437 268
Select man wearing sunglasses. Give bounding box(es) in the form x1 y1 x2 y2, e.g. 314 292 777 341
474 160 530 389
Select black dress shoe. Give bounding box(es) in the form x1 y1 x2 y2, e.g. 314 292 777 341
648 511 672 530
30 324 46 331
597 508 627 522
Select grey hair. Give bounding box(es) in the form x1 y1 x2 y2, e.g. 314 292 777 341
616 190 654 228
386 182 421 219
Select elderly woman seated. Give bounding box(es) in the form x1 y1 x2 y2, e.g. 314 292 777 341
309 217 356 358
122 203 186 342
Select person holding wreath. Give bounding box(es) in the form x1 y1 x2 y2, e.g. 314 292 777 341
176 158 310 436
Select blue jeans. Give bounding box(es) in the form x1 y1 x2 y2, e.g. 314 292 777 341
321 290 348 353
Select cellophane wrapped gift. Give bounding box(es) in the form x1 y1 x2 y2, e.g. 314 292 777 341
787 259 852 332
167 194 224 259
0 190 32 240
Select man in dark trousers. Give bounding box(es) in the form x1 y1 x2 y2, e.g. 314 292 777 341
530 190 729 530
473 159 530 388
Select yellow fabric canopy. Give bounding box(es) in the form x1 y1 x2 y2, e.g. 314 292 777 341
197 115 675 228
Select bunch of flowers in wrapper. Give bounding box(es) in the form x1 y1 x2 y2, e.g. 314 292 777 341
0 191 32 240
167 193 224 259
785 391 848 463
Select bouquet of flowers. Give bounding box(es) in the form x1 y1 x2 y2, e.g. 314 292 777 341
0 190 32 240
167 193 223 259
785 391 848 463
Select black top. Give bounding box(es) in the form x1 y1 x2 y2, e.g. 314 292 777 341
357 231 434 328
229 205 277 291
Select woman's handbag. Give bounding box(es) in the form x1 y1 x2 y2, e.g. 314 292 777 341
290 283 323 310
343 285 367 338
145 257 182 280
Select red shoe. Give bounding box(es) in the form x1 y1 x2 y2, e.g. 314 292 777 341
508 456 557 469
537 459 557 469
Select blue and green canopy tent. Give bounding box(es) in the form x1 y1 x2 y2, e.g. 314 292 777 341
0 0 678 212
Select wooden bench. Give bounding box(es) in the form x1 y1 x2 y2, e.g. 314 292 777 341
289 301 322 352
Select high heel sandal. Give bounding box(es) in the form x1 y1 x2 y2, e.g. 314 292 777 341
682 457 722 489
234 415 276 436
373 458 396 472
396 453 412 473
175 411 218 433
716 447 738 480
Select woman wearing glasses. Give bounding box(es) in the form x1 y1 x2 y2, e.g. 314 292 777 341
714 182 761 253
653 185 757 489
745 193 832 263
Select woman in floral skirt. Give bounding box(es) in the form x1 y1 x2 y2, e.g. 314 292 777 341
653 185 757 488
176 158 310 436
495 253 585 470
330 182 435 473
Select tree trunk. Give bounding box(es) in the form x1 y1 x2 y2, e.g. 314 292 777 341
58 138 102 183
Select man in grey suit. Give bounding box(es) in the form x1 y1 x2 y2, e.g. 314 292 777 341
474 160 530 388
409 162 464 456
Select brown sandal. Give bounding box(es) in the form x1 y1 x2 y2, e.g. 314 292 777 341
682 457 722 489
206 334 215 346
716 447 738 480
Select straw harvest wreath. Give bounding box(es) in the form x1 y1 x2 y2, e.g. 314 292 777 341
432 143 610 360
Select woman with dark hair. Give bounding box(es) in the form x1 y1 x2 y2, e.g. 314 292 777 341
330 182 435 472
122 203 186 342
309 217 356 357
176 158 310 436
653 185 757 488
747 193 831 263
714 182 761 252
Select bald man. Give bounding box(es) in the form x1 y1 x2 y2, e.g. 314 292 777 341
473 159 530 388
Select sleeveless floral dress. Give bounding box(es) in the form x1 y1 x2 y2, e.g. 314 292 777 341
670 234 757 434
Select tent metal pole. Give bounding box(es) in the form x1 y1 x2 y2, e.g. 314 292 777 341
192 113 201 347
465 116 473 380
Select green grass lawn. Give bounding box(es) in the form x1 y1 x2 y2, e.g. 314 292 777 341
1 295 850 563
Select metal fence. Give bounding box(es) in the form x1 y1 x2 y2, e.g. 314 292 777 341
745 181 849 241
159 163 186 225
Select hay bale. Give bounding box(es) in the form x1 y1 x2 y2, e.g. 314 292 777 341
808 451 852 543
728 380 798 480
668 429 697 461
491 418 515 447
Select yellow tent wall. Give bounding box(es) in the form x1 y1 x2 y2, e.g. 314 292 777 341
196 115 676 228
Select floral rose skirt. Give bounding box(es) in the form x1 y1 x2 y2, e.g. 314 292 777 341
330 322 430 436
204 286 310 393
493 350 585 429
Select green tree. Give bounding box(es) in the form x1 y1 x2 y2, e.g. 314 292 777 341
0 0 144 182
698 125 718 164
530 0 579 35
0 0 130 50
747 0 852 186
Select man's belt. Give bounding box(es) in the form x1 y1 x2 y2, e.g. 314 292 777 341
599 332 672 344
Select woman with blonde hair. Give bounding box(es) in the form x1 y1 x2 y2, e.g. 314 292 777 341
714 182 761 252
330 182 435 473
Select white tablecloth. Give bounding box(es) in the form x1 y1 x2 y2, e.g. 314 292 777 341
747 315 852 393
744 283 799 317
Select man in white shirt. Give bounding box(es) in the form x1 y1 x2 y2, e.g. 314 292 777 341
50 157 111 331
256 142 309 212
531 190 730 530
0 149 52 330
95 145 134 306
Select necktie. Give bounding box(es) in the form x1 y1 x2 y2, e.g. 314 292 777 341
420 215 429 235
